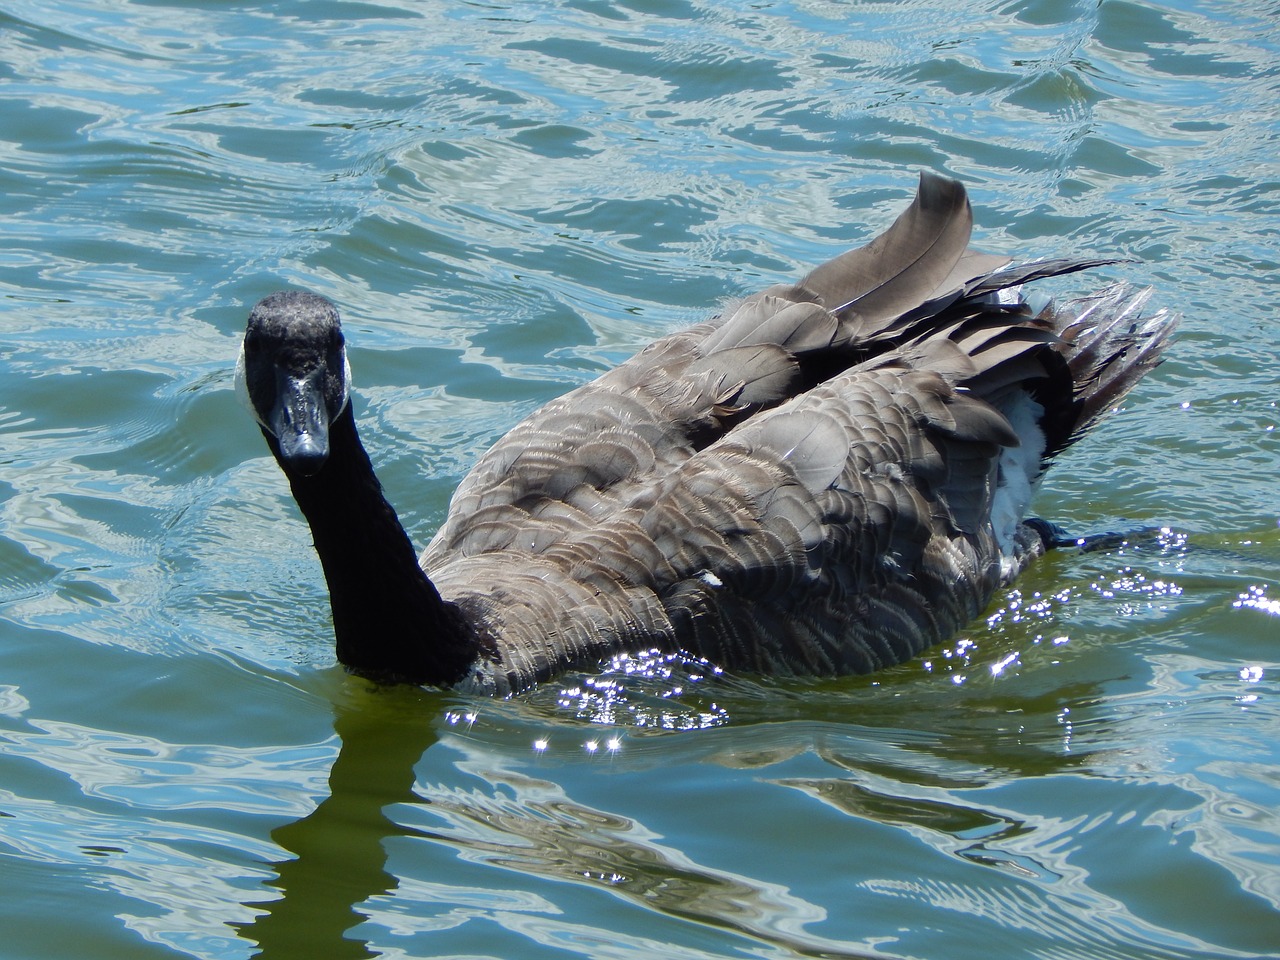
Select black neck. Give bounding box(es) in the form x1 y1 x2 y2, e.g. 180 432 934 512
267 405 476 685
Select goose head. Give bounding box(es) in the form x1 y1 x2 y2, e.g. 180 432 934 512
236 290 352 477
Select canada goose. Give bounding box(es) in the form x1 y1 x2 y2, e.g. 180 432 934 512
237 173 1176 695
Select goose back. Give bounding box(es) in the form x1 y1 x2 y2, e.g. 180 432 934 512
408 173 1177 693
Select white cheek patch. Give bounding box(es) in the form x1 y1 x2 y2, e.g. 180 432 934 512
233 340 269 430
338 346 352 416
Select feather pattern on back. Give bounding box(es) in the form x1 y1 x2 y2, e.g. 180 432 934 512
411 173 1178 691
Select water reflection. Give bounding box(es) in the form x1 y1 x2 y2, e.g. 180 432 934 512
235 683 893 960
235 703 439 959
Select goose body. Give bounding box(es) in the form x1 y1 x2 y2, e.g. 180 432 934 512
237 173 1176 695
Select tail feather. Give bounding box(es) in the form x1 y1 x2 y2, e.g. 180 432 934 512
1043 284 1179 459
966 256 1128 298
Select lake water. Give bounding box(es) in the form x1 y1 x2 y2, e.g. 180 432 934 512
1 1 1278 957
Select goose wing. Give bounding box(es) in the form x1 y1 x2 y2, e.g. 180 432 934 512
634 344 1029 675
428 173 1002 560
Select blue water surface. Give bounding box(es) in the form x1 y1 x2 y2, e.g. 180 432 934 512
1 1 1278 958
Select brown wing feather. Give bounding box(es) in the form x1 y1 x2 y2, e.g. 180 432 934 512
804 173 972 320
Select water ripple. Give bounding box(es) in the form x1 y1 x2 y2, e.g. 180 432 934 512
2 1 1279 958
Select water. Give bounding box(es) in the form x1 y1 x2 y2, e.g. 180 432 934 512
1 0 1278 957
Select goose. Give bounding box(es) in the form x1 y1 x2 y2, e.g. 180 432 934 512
237 172 1176 695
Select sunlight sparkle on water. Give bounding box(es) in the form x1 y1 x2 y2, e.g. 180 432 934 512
990 651 1021 677
986 587 1073 629
553 648 729 730
1233 585 1279 617
1091 567 1183 613
578 736 622 757
1238 665 1264 706
444 709 478 729
1057 707 1074 753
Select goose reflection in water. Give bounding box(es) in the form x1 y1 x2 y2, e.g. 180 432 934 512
233 686 878 960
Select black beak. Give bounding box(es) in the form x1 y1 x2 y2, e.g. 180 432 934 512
269 369 332 477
